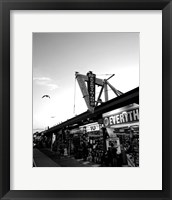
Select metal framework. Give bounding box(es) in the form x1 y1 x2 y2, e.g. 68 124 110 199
75 72 123 112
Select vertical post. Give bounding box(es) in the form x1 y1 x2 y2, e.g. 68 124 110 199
102 127 107 153
104 82 108 102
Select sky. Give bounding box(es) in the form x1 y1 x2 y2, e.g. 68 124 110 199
33 32 139 133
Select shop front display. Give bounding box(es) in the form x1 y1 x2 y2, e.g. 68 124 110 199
79 122 104 164
103 103 139 167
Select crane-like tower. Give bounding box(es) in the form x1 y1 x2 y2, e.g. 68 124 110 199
75 71 123 112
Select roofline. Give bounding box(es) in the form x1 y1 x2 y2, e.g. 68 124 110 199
44 87 139 134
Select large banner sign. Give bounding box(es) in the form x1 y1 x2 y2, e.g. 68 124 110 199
87 71 96 107
80 122 100 133
103 104 139 127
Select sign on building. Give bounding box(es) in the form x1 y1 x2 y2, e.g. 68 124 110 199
80 122 100 133
103 104 139 128
87 71 96 107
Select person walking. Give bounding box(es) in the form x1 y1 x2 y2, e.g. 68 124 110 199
82 142 88 161
107 147 112 166
110 143 117 167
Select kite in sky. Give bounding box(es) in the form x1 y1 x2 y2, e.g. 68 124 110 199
42 95 50 99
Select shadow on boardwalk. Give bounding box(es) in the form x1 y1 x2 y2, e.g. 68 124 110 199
36 148 101 167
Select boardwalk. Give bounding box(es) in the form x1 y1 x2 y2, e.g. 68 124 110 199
33 148 101 167
33 148 60 167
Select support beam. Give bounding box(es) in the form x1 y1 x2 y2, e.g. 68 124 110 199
75 74 94 112
104 82 108 102
96 85 104 106
106 80 123 96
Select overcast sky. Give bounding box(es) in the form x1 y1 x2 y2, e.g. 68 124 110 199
33 32 139 133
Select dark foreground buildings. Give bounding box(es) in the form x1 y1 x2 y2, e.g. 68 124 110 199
34 87 139 167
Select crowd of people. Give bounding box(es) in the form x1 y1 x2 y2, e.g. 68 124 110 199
34 131 139 167
103 142 128 167
73 140 129 167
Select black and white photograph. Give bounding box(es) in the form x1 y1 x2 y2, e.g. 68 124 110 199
33 32 139 167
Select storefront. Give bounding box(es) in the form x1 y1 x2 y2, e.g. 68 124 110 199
78 122 104 163
69 128 83 158
102 103 139 166
39 87 139 166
